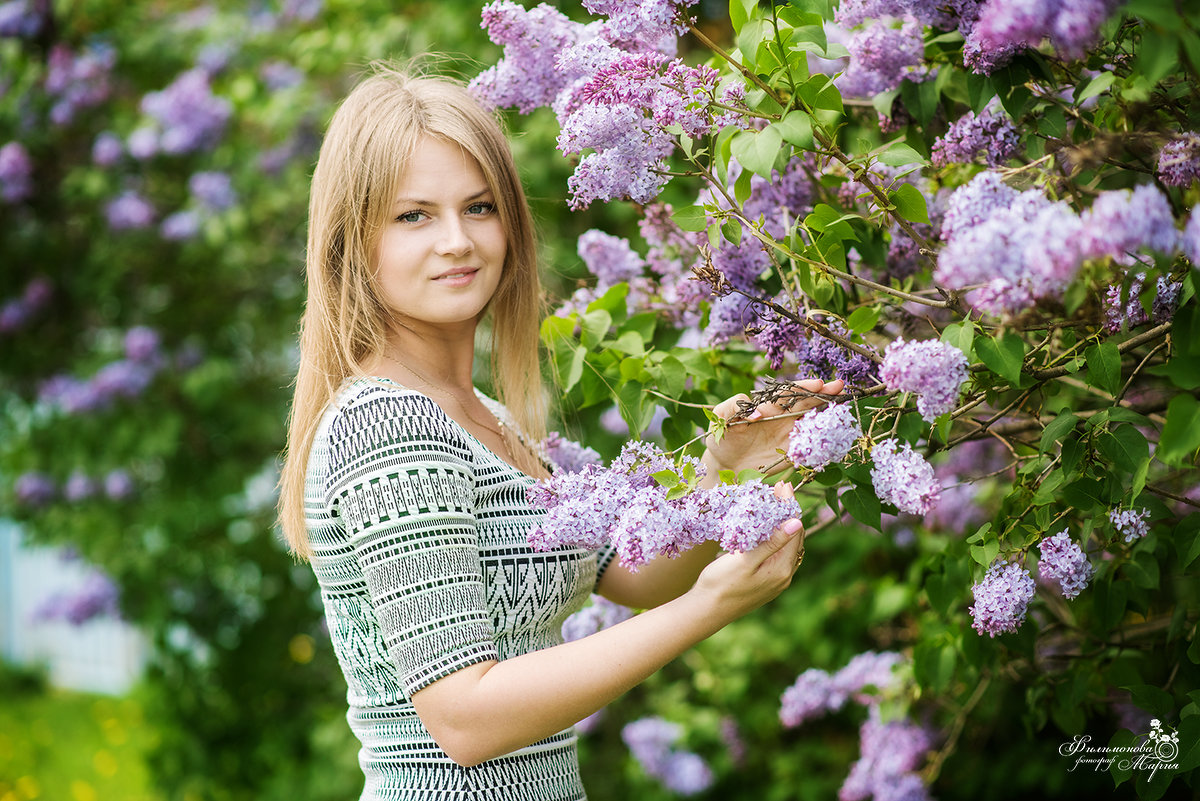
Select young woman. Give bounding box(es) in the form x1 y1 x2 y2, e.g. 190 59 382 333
278 66 842 800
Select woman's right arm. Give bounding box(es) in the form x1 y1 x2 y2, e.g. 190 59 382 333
411 516 804 767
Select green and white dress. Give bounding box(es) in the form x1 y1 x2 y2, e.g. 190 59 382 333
304 377 614 800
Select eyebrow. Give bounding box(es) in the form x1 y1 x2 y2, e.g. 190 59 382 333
391 187 492 208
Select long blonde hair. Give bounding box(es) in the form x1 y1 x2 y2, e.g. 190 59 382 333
278 65 546 559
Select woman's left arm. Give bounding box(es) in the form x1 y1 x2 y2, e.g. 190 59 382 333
597 378 844 609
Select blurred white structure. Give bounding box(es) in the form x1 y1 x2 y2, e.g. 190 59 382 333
0 520 147 695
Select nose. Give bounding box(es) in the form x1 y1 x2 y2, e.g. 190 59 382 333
435 216 474 257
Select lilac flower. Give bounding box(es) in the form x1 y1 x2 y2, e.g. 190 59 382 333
575 708 605 734
104 469 136 501
0 276 51 333
880 338 968 421
972 0 1118 62
15 471 55 507
542 432 603 474
1110 507 1150 542
188 171 237 210
838 16 929 99
63 471 98 502
704 294 757 346
704 480 803 554
0 0 43 37
870 439 940 515
577 229 645 287
1037 530 1093 599
560 105 672 207
470 1 590 114
1153 276 1181 323
923 481 986 533
195 42 235 75
106 190 155 230
124 326 162 363
1157 133 1200 187
92 360 154 398
161 210 201 240
260 60 304 91
622 717 713 796
719 716 746 766
658 752 713 795
939 171 1019 243
931 105 1021 167
92 132 123 166
1082 185 1180 261
0 141 33 202
780 668 835 727
586 0 698 50
562 594 633 641
839 707 933 801
44 44 115 126
33 571 120 626
1185 207 1200 267
281 0 323 22
750 307 806 370
969 559 1035 637
140 69 232 154
126 127 159 160
788 403 862 471
830 651 903 706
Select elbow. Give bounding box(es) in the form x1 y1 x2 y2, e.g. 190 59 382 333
425 724 498 767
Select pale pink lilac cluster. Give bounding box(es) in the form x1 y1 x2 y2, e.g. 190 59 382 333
787 403 862 471
44 44 116 126
1110 507 1150 542
780 651 903 728
1157 133 1200 187
561 593 633 641
969 559 1035 637
931 105 1021 167
527 441 801 569
839 706 934 801
0 275 51 334
1081 185 1180 262
621 717 714 795
134 69 232 156
880 338 968 422
870 439 941 515
1037 530 1093 599
38 327 165 414
31 569 121 626
541 431 603 474
0 141 33 203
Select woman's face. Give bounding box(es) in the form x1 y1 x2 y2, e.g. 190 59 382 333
374 136 507 335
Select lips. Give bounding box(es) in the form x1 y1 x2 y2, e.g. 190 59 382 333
432 267 480 286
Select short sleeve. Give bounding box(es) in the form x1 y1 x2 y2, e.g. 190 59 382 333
594 542 618 589
323 387 499 696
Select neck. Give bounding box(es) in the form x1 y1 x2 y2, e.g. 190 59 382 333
382 322 478 394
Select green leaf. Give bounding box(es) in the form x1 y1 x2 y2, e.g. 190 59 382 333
970 540 999 566
728 0 755 33
1075 70 1115 103
976 332 1025 385
731 126 783 178
1096 425 1150 474
555 344 585 392
940 321 975 360
1158 393 1200 466
877 141 927 167
651 469 680 488
1040 413 1079 453
1085 341 1122 397
580 309 612 350
842 484 881 530
888 183 930 224
797 73 843 112
772 111 813 150
846 306 879 335
671 204 708 232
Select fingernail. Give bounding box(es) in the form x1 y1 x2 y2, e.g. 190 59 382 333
781 519 802 535
747 409 763 420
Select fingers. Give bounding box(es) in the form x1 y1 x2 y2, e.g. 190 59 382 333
754 516 803 557
713 393 751 422
772 480 796 501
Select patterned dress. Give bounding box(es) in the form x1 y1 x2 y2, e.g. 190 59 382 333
305 377 614 800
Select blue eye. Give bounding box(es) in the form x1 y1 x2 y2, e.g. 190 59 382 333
396 210 424 223
467 202 495 215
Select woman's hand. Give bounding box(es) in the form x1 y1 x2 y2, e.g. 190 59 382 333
700 378 844 481
690 482 805 620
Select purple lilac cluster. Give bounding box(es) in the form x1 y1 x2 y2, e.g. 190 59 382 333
931 105 1021 167
638 202 708 328
880 338 968 422
870 439 941 515
621 717 714 796
527 440 801 569
1081 185 1180 262
839 706 934 801
1110 507 1150 542
106 190 156 231
38 326 165 414
160 171 239 241
1037 530 1093 599
1186 208 1200 267
92 132 123 166
134 69 232 156
837 16 930 99
15 468 136 509
44 44 115 126
577 229 646 287
969 559 1035 637
0 0 44 37
541 431 603 474
780 651 903 728
561 593 633 642
0 141 33 203
1102 272 1182 333
756 316 879 388
32 570 121 626
972 0 1122 63
787 403 862 471
1157 133 1200 187
750 305 806 371
0 275 51 334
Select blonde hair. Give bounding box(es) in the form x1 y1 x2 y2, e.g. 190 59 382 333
278 64 546 559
